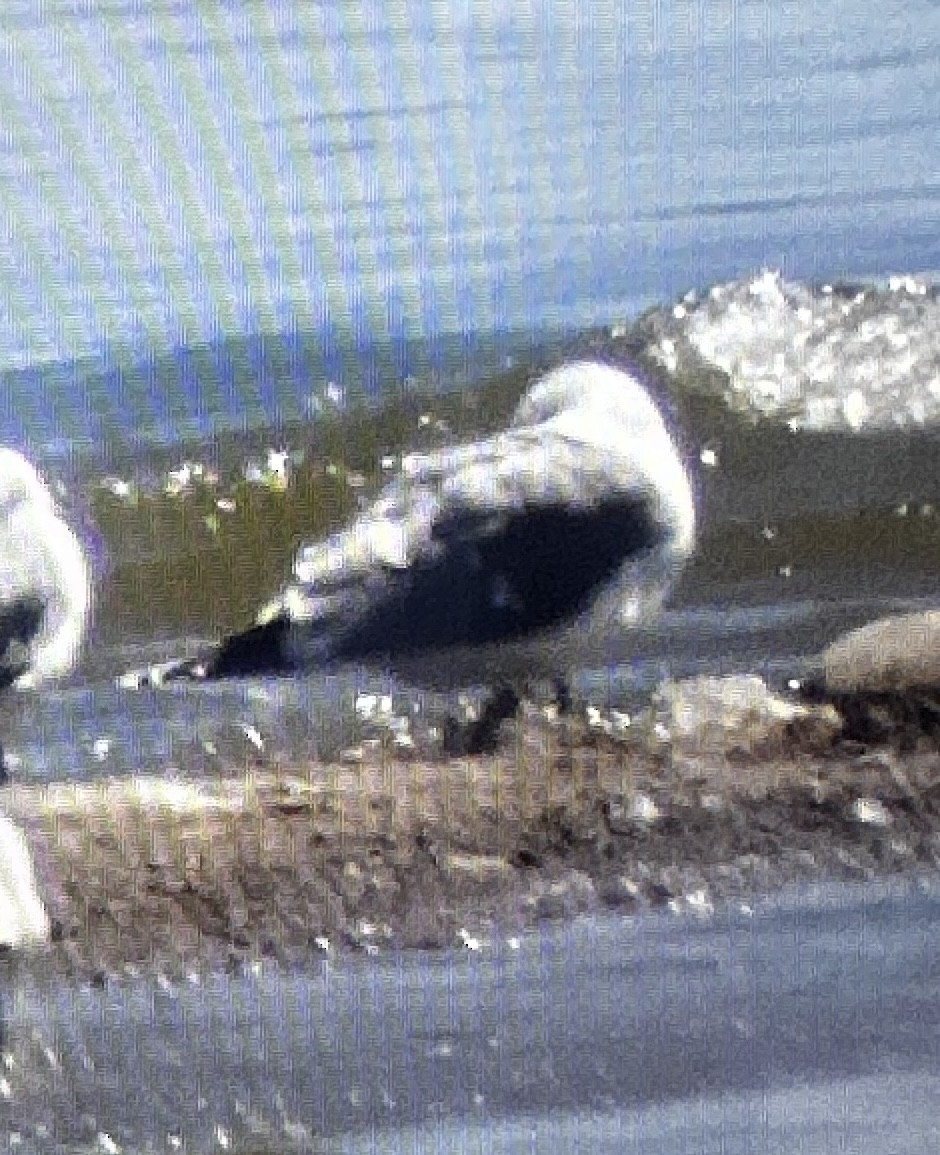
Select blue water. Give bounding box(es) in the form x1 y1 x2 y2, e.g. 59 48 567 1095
0 0 939 454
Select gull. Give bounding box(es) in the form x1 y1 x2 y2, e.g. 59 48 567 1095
0 449 94 776
163 360 698 751
0 450 93 689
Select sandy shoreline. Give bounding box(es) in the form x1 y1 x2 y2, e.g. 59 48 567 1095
3 681 940 983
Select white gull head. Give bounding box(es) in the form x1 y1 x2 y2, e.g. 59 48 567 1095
245 359 698 688
0 449 93 690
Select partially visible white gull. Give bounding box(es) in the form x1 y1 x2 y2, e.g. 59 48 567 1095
0 448 93 695
170 360 699 749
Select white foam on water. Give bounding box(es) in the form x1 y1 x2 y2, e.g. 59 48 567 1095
646 268 940 432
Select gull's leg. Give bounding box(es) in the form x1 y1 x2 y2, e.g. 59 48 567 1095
552 676 573 716
0 744 9 786
467 683 521 754
442 682 521 756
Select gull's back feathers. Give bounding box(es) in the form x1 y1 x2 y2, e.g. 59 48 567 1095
292 361 696 590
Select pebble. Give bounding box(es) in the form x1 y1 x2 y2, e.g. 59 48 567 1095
655 673 830 753
851 797 892 827
457 928 483 951
241 726 264 750
442 853 513 883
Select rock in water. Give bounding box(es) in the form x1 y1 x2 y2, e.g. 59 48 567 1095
818 611 940 694
803 611 940 746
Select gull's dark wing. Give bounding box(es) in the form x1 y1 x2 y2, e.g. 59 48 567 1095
0 595 45 691
192 495 665 680
326 496 664 663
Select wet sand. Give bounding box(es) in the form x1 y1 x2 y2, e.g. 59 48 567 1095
6 690 940 983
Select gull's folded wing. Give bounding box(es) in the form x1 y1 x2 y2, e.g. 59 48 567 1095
259 419 688 669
